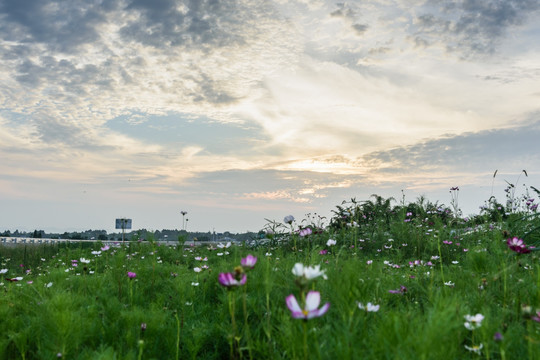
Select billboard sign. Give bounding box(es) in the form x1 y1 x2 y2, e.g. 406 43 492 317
115 218 132 230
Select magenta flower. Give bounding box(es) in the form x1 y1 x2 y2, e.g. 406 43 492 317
286 291 330 319
389 285 407 294
241 254 257 269
319 249 328 255
532 311 540 323
218 272 247 288
127 271 137 279
507 237 531 254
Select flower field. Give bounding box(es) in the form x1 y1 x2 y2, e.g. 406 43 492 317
1 193 539 359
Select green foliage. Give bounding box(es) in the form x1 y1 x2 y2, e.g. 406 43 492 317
1 193 540 359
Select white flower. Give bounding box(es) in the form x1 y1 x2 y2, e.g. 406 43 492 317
217 242 231 249
452 261 459 264
46 282 53 288
0 269 7 274
464 343 483 355
217 253 224 256
292 263 327 280
91 251 101 256
444 281 455 287
194 267 202 273
283 215 295 224
191 282 199 286
80 258 90 264
464 314 484 330
358 302 380 312
366 260 373 265
326 239 337 247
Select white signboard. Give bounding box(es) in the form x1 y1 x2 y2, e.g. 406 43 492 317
115 218 132 230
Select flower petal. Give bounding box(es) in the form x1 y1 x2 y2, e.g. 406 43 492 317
305 291 321 312
292 263 304 277
307 302 330 319
286 294 302 314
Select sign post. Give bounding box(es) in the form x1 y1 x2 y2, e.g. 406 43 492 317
115 218 132 243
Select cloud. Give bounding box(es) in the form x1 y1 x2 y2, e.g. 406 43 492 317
0 0 110 52
413 0 540 57
357 115 540 186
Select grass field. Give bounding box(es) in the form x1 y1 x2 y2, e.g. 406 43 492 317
1 192 539 359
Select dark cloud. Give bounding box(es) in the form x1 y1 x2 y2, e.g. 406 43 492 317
359 116 540 174
415 0 540 56
0 0 282 106
351 23 368 35
120 0 254 48
0 0 112 53
189 73 239 104
330 3 356 19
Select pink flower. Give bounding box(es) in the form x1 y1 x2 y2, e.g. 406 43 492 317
532 311 540 323
319 250 328 255
241 254 257 269
127 271 137 279
298 228 312 237
389 285 407 294
101 245 110 251
286 291 330 319
218 272 247 288
507 237 531 254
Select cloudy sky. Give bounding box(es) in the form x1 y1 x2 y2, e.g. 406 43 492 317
1 0 540 234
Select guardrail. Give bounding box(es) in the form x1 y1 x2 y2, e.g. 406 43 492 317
0 237 181 246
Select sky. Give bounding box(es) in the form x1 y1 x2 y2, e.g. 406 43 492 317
1 0 540 234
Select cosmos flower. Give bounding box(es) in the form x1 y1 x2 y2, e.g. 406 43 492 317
240 254 257 269
388 285 407 294
531 311 540 323
218 272 247 288
464 313 484 330
283 215 295 224
286 291 330 319
464 343 483 355
127 272 137 279
326 239 337 247
299 228 312 237
357 302 380 312
292 263 327 280
507 237 531 254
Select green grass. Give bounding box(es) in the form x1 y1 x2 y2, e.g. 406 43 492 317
1 196 540 359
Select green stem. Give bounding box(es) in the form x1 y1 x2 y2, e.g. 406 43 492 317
228 291 238 359
302 321 308 360
242 286 253 360
437 238 445 285
175 312 181 360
